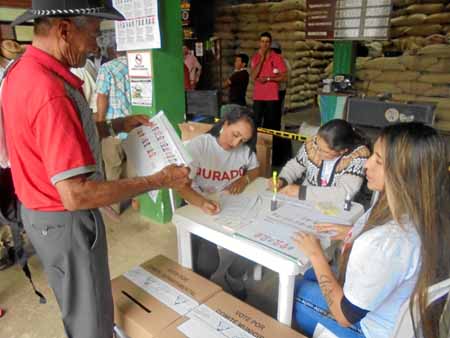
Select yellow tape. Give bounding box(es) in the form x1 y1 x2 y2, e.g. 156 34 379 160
213 117 307 142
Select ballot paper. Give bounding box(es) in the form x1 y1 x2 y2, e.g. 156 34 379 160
212 193 263 232
177 304 254 338
123 266 199 316
123 111 192 202
235 198 353 263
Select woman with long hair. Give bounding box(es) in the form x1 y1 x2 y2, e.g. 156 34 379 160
270 119 370 204
178 105 259 300
293 123 450 338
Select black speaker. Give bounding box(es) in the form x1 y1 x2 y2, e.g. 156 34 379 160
347 98 436 128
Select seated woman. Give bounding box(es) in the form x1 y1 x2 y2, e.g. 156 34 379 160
293 123 450 338
178 106 259 300
270 119 370 203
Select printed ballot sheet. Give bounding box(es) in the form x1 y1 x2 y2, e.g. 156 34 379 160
212 193 263 232
235 196 353 263
123 111 192 202
124 266 199 316
177 304 254 338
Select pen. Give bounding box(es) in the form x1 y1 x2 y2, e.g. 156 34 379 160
271 171 278 211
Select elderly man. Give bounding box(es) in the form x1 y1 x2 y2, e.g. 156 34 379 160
1 1 189 338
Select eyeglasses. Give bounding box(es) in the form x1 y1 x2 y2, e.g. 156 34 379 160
313 136 340 157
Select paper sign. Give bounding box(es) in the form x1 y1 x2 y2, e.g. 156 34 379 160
130 79 153 106
124 266 199 315
127 51 152 78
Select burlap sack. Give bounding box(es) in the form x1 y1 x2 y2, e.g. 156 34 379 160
272 10 306 23
418 73 450 84
307 74 321 82
391 14 427 27
270 21 305 32
306 40 325 50
379 71 419 82
271 0 306 12
404 24 443 37
291 68 308 77
238 14 259 23
272 31 305 41
356 69 382 81
424 13 450 25
406 3 444 15
310 51 333 58
308 68 322 74
400 54 439 71
397 81 433 95
427 58 450 72
417 44 450 57
362 57 406 71
368 81 404 94
392 0 415 7
392 37 427 51
216 31 235 40
391 93 418 102
289 84 306 93
310 59 328 67
291 75 307 86
216 16 236 24
391 26 409 38
434 120 450 132
434 107 450 122
293 59 312 68
237 32 259 40
423 85 450 97
415 96 450 109
294 51 311 58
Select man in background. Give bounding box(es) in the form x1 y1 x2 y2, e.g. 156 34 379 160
223 53 249 106
250 32 287 166
183 44 202 89
96 49 133 216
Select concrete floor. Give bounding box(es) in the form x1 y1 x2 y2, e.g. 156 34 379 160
0 207 280 338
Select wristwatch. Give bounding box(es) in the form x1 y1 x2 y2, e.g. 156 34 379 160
266 77 270 82
106 119 116 137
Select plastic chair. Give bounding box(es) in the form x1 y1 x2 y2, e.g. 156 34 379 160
390 278 450 338
313 278 450 338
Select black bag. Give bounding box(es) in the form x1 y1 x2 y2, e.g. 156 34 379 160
0 168 46 304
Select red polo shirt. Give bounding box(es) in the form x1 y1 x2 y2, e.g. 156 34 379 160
251 51 287 101
2 46 96 211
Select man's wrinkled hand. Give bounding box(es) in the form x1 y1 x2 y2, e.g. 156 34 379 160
159 165 191 190
122 115 153 133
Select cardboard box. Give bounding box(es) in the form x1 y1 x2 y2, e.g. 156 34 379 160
112 255 222 338
179 121 273 178
157 291 306 338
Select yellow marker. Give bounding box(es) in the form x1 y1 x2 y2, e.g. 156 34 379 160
271 171 278 211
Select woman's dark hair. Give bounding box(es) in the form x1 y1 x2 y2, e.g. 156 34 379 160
317 119 367 153
209 105 257 153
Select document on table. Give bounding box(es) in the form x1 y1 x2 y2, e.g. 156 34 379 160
235 200 352 263
123 111 192 202
177 304 254 338
123 266 199 315
212 193 264 232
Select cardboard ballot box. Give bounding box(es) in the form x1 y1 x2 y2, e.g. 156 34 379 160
179 122 273 178
112 255 222 338
156 291 306 338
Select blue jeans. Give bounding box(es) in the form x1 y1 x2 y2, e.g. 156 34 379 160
294 269 365 338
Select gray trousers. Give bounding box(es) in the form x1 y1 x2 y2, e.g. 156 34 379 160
21 205 113 338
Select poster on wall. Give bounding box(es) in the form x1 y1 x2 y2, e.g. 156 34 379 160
113 0 161 50
127 51 153 106
130 79 153 107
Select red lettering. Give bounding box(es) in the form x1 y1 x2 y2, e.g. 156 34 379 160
230 170 239 179
196 167 202 176
222 171 230 181
212 171 221 181
202 168 212 179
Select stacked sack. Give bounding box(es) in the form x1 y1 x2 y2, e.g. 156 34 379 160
214 0 334 111
389 0 450 52
354 44 450 132
213 5 238 103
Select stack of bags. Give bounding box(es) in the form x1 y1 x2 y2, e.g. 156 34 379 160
354 44 450 132
214 0 334 111
389 0 450 52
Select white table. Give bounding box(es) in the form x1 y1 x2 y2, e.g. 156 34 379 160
172 178 364 326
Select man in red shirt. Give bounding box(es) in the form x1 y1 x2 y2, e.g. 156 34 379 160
1 2 189 338
251 32 287 166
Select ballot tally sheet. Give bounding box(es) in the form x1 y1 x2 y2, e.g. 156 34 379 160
123 111 192 202
236 197 352 262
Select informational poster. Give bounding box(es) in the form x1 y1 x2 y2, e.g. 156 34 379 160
306 0 392 40
127 51 153 106
113 0 161 50
130 79 153 106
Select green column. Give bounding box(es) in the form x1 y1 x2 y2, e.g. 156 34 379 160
132 0 185 224
333 41 356 76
